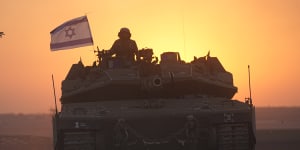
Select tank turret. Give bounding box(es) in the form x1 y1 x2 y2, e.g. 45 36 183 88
60 50 237 103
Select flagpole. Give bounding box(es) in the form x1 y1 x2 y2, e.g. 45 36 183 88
85 13 98 63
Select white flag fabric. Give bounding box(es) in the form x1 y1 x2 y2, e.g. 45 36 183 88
50 16 93 51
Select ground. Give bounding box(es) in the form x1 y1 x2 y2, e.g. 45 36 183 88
1 107 300 150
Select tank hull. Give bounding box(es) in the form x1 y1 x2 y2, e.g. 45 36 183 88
53 98 256 150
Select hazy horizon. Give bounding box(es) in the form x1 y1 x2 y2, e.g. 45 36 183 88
1 0 300 113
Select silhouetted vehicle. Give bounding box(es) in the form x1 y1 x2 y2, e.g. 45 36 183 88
0 32 5 38
53 48 256 150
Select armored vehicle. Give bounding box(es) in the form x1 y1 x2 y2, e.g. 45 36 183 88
53 48 256 150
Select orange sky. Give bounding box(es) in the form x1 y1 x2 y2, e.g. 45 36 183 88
0 0 300 113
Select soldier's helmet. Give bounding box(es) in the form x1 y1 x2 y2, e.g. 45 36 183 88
118 27 131 38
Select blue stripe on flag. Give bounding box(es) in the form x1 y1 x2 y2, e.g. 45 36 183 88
50 37 93 50
50 16 88 34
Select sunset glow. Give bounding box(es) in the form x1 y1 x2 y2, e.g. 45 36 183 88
1 0 300 113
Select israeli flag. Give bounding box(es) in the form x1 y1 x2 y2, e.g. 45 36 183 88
50 16 94 51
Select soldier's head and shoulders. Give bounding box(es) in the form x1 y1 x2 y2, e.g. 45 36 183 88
109 27 139 66
112 27 137 49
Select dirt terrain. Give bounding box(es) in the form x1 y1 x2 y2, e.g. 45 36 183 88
1 107 300 150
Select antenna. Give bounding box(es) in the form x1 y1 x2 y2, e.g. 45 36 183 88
248 65 253 106
181 3 186 60
179 0 187 59
248 65 256 146
51 74 58 115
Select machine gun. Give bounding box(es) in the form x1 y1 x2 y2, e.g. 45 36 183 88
93 46 110 68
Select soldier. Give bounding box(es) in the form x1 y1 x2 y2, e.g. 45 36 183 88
109 28 139 66
184 115 199 150
114 119 128 149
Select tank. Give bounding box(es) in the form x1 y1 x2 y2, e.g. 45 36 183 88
52 48 256 150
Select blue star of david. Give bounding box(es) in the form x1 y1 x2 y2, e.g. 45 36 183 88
65 26 76 39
